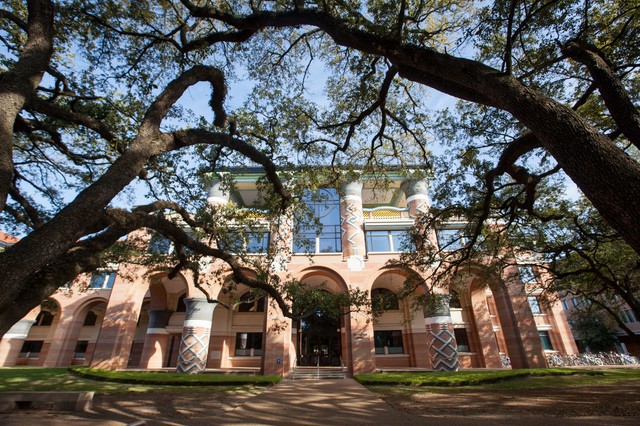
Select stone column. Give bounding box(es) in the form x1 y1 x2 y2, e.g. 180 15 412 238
139 309 173 369
340 180 366 271
176 298 216 373
206 176 230 206
91 271 147 370
401 178 431 216
425 295 460 371
401 178 439 249
493 271 547 369
270 208 294 272
0 319 35 366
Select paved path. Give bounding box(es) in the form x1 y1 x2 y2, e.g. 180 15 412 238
208 378 415 425
2 378 640 425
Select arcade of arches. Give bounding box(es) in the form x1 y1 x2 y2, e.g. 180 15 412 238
0 175 577 374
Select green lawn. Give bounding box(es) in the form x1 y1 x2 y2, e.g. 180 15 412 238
355 368 640 392
0 367 281 394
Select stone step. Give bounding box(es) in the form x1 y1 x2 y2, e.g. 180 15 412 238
291 367 347 380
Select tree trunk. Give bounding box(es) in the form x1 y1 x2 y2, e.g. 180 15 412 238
0 0 54 211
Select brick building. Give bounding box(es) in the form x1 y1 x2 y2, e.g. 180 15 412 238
0 171 578 375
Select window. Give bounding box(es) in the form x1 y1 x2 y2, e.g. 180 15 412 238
374 330 403 354
538 331 554 351
74 341 89 359
518 266 536 283
528 296 542 315
237 292 265 313
34 310 54 326
293 188 341 254
454 328 471 352
88 271 117 289
561 300 569 311
371 288 399 311
246 232 269 254
148 233 172 254
19 340 43 358
83 311 98 326
365 230 408 253
449 290 462 309
234 332 263 356
436 229 464 250
621 309 638 324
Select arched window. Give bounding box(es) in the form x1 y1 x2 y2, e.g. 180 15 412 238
83 310 98 326
238 292 265 312
371 288 399 311
176 293 187 312
34 310 54 326
449 290 462 309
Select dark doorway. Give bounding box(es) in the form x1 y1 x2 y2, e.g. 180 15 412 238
297 309 341 366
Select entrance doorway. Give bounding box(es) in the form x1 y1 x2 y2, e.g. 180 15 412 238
297 309 341 366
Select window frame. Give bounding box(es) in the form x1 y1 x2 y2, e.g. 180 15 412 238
538 331 554 351
374 330 404 355
83 310 98 326
436 228 465 251
74 340 89 359
234 332 263 357
518 265 537 283
371 288 400 311
293 188 342 254
365 229 409 253
88 271 117 289
19 340 43 358
237 292 266 313
527 296 542 315
34 310 54 326
454 328 471 352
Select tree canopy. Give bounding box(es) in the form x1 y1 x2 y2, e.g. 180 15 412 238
1 0 640 336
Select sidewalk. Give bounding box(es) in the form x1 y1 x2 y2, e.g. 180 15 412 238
2 378 640 425
209 378 416 425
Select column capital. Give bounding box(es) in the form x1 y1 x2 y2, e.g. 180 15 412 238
2 319 36 339
401 178 431 215
206 176 230 205
183 297 216 326
340 180 363 200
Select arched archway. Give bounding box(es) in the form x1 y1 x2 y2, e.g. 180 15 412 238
135 273 189 369
370 271 424 368
295 268 350 367
68 299 108 365
19 299 61 365
462 265 547 369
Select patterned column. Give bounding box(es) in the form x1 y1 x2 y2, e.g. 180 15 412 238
139 309 173 369
340 180 366 271
401 178 430 216
0 319 35 366
401 177 439 249
269 208 294 272
425 295 460 371
176 298 216 374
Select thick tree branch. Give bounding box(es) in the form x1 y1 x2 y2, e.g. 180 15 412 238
0 0 54 212
562 39 640 150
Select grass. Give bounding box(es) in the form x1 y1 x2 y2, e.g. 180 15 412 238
0 367 281 394
356 368 640 392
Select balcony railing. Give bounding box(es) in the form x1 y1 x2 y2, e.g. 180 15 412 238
362 206 410 220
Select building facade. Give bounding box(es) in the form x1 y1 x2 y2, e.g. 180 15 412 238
0 172 578 375
561 294 640 356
